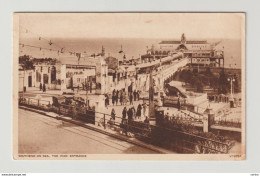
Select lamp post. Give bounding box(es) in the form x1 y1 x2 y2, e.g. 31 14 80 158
149 66 155 120
135 67 139 90
227 77 235 108
124 66 128 93
23 66 25 99
85 78 88 108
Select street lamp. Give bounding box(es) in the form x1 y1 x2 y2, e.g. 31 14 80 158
148 66 155 120
23 66 25 99
124 66 128 93
85 78 88 108
227 77 235 108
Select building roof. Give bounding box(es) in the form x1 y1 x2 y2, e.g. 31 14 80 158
59 56 103 67
159 41 181 44
159 40 208 45
186 40 208 44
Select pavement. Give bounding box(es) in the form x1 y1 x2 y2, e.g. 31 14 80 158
18 109 158 154
21 87 91 96
19 105 175 154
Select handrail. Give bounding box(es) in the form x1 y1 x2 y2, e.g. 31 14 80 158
19 98 232 153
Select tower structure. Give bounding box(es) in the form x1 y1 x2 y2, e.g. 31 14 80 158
181 33 187 45
101 45 105 57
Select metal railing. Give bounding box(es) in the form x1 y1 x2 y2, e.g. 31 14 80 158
19 98 235 154
214 118 241 128
179 110 203 123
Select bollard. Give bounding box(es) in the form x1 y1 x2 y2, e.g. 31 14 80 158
38 100 40 106
103 114 106 129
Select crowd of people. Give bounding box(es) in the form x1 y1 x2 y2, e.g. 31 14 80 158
105 88 141 107
121 102 149 123
107 102 149 126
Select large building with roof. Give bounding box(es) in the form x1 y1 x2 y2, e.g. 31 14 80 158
142 33 224 68
21 55 109 94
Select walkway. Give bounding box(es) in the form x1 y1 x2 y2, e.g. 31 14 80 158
18 108 158 154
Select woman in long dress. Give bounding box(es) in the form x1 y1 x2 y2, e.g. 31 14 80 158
143 102 147 117
123 91 127 105
136 104 142 120
120 91 123 105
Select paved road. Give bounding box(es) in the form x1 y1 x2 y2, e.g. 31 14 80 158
18 109 157 154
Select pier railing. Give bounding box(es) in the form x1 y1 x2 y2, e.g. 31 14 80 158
19 97 235 154
214 118 241 128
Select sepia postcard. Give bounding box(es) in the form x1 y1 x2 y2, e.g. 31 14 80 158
13 13 246 160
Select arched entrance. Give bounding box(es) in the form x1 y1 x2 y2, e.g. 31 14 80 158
177 44 188 50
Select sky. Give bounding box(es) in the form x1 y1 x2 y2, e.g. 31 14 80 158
17 13 245 40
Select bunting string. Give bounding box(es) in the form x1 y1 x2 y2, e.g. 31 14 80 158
19 25 81 57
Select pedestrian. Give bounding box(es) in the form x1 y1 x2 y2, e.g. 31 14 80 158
137 90 140 100
43 83 46 92
133 90 137 101
131 106 136 120
127 107 133 122
113 72 116 82
123 91 127 105
89 81 92 93
39 83 42 91
112 94 115 106
128 85 131 96
120 91 123 105
111 108 116 120
107 94 110 105
105 94 109 108
122 106 127 120
112 89 116 96
112 91 116 106
121 106 128 135
136 104 142 120
143 102 147 117
177 97 181 111
85 83 88 92
116 90 119 105
129 93 133 105
104 95 107 107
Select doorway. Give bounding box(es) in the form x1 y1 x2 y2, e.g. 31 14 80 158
28 76 32 87
43 74 49 84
